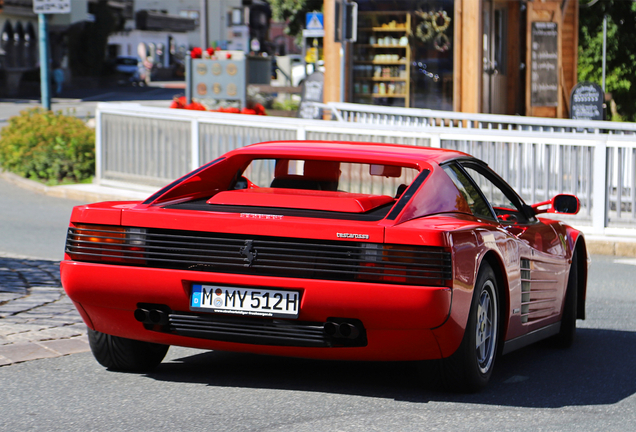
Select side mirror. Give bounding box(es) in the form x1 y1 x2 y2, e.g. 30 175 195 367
532 194 580 215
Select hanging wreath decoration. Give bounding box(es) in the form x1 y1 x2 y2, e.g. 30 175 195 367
415 10 451 44
434 32 451 52
415 12 434 43
416 20 434 43
431 10 451 33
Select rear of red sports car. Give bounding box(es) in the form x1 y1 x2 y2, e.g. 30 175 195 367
60 141 586 391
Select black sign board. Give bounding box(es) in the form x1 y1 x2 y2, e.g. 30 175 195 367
570 81 604 121
530 22 559 107
297 71 324 119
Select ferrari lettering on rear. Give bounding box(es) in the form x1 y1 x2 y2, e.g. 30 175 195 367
337 233 370 239
240 213 283 220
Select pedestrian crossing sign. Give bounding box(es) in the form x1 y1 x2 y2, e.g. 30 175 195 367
306 12 324 30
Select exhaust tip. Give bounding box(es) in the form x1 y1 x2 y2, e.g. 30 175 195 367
324 320 361 339
340 323 359 339
134 308 149 322
148 309 167 325
324 321 338 336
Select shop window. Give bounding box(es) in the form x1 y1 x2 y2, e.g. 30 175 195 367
353 0 454 110
494 8 506 75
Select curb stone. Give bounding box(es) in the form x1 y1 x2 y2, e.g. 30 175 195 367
0 170 152 203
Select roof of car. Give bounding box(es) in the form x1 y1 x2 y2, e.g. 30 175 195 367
227 141 472 167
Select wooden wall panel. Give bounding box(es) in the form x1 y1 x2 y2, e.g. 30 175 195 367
452 0 463 112
323 0 340 111
459 0 481 113
560 0 579 116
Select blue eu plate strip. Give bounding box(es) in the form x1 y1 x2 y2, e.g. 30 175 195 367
191 284 202 308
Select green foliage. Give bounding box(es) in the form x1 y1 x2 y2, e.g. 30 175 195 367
0 109 95 184
269 0 324 38
578 1 636 121
272 98 300 111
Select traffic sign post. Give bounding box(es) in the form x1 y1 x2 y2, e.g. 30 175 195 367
38 13 51 110
34 0 71 110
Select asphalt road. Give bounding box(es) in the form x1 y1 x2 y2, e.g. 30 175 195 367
0 253 635 431
1 177 635 430
0 178 84 260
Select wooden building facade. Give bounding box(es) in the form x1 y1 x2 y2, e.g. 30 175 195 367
323 0 579 118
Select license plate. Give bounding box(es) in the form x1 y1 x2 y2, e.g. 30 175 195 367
190 284 300 318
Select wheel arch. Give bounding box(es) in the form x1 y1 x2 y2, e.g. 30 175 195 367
480 251 509 351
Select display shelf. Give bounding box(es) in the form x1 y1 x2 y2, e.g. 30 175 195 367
358 77 408 81
359 44 409 48
354 61 408 65
354 12 412 107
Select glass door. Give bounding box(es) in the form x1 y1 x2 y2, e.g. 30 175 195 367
482 0 508 114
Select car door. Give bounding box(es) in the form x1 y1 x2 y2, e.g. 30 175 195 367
444 160 568 336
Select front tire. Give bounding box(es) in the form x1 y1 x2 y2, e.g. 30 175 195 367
88 328 169 372
421 262 500 392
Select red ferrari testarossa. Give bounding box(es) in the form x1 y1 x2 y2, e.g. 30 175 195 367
61 141 587 391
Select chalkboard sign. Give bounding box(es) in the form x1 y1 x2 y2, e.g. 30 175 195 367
297 71 324 119
570 81 604 121
530 22 558 107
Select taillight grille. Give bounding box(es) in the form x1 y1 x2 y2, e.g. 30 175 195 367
66 225 452 286
66 224 146 264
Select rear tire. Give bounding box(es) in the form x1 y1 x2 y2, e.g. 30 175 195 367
88 328 169 372
419 262 499 392
550 250 578 348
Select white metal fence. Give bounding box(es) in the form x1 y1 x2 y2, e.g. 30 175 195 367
96 102 636 235
327 102 636 135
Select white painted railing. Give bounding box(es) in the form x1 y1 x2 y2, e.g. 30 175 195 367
96 102 636 235
327 102 636 135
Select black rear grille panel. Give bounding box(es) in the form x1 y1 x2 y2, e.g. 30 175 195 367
166 312 367 347
170 313 327 347
66 226 452 286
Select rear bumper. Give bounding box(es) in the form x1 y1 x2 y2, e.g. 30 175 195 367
61 260 455 361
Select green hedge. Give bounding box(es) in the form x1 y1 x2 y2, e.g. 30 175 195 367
0 109 95 184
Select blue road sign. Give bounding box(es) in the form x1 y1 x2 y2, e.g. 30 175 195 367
306 12 324 30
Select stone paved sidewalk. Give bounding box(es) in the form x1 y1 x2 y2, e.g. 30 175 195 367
0 255 89 366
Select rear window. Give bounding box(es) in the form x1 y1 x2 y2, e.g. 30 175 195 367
241 159 420 197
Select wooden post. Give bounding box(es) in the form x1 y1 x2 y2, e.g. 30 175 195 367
458 0 480 114
323 0 341 112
